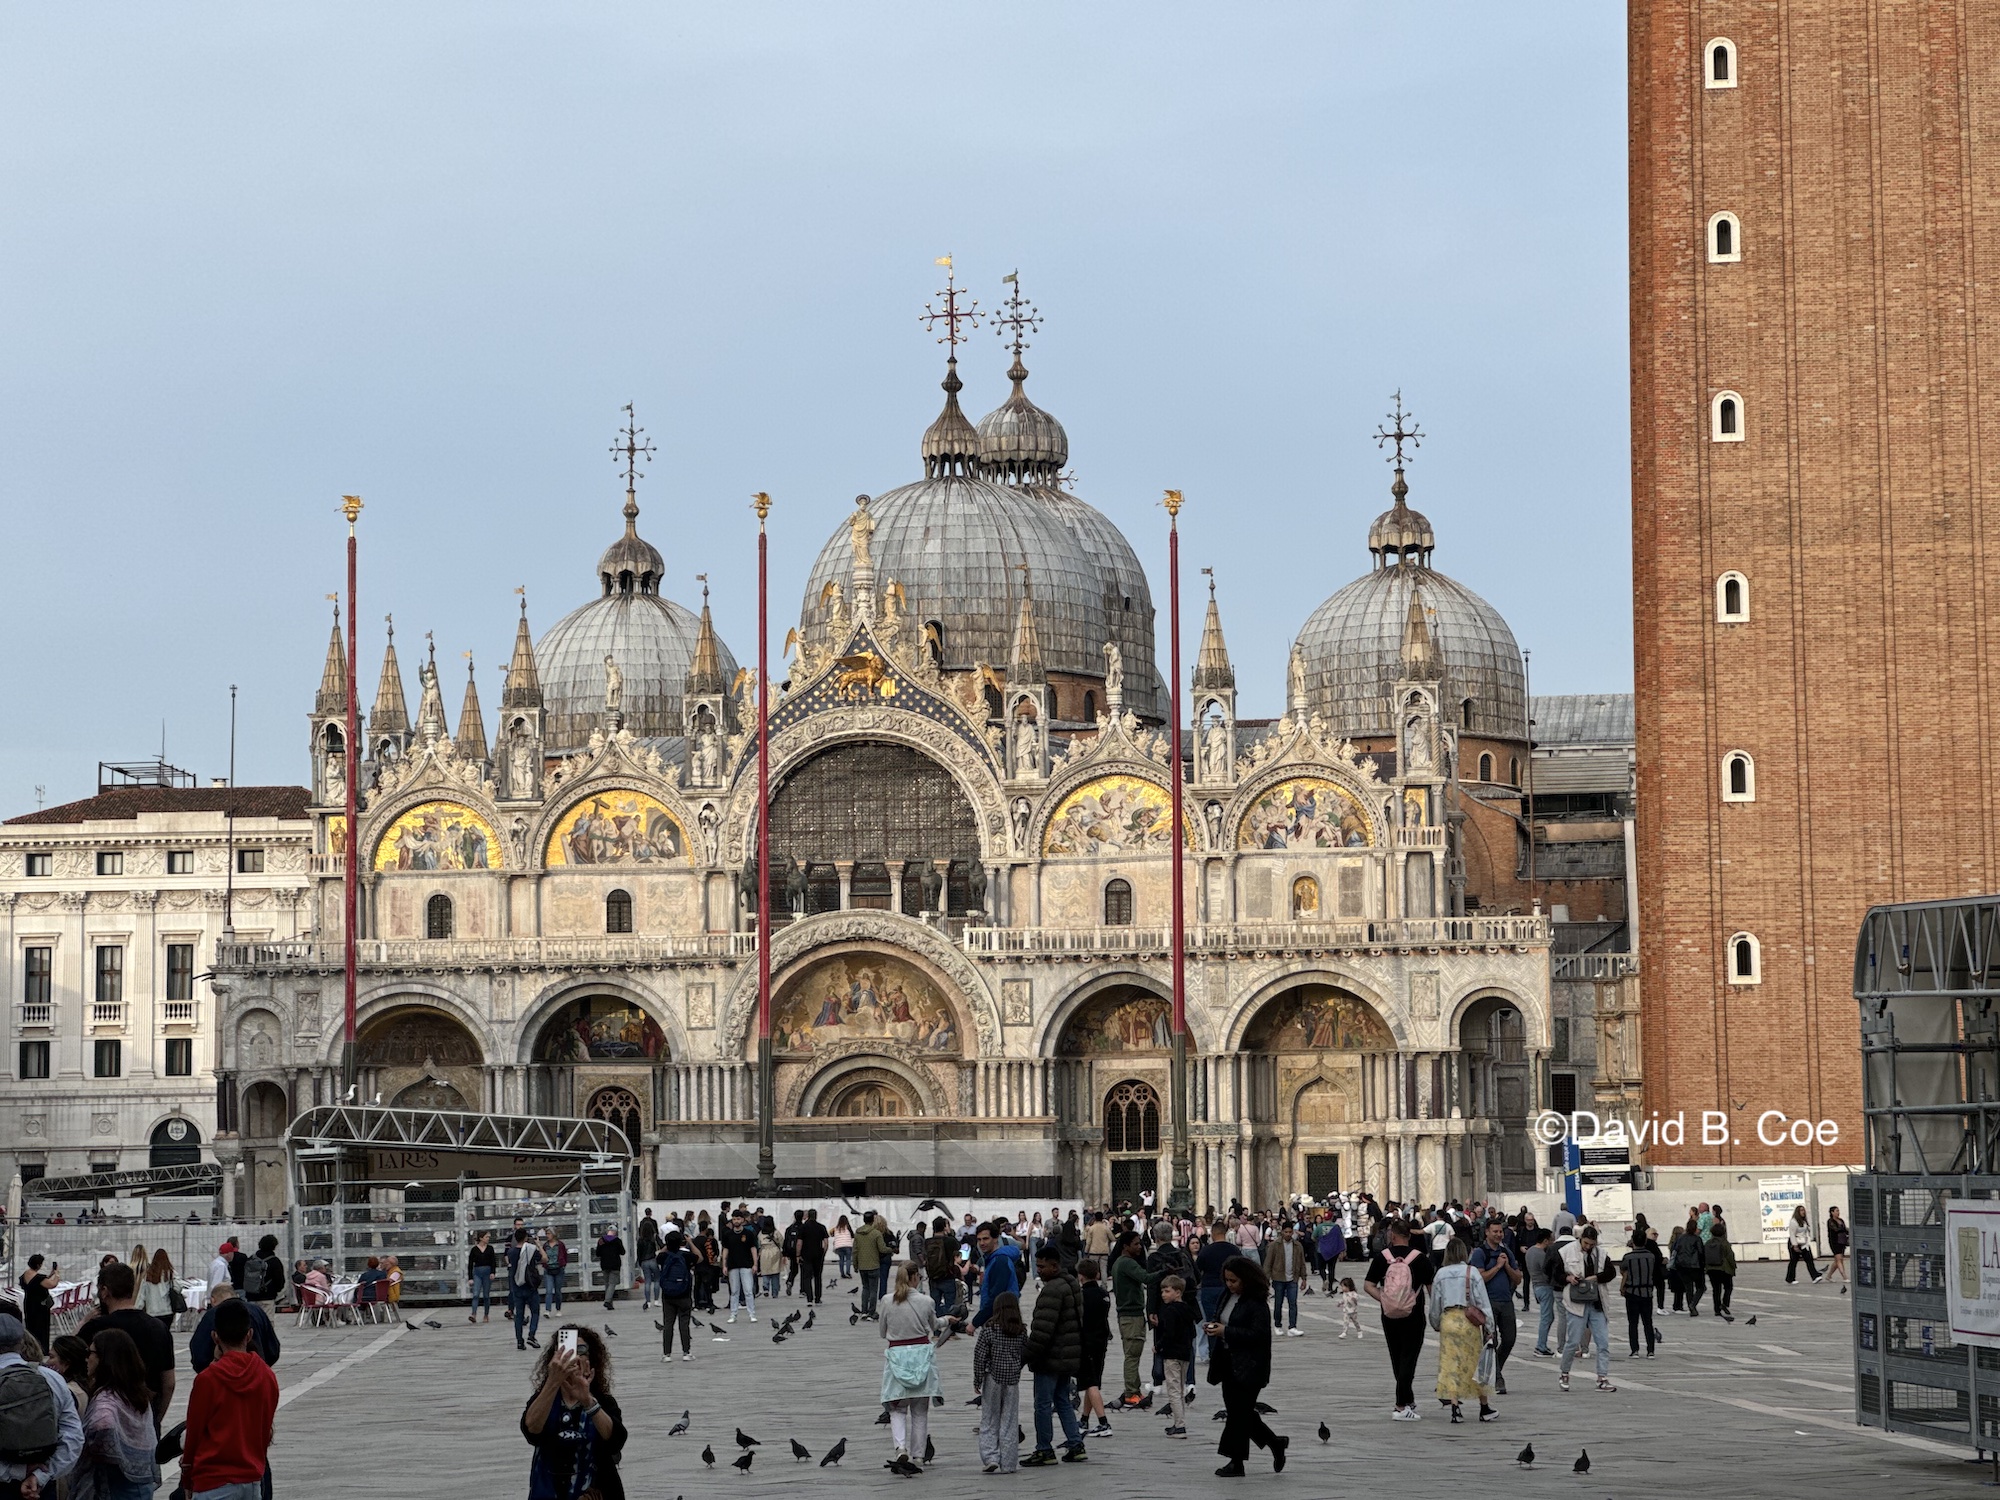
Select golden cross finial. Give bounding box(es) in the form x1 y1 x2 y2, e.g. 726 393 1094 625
994 271 1041 362
611 403 656 492
1374 391 1423 470
922 256 981 351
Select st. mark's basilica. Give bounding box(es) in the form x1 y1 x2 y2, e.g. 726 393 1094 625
211 278 1554 1215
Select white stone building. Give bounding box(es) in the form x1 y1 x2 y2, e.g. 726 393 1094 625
0 764 311 1200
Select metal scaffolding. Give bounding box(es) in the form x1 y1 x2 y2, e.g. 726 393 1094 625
1853 896 2000 1452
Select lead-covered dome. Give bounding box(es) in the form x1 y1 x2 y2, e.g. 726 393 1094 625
969 353 1163 720
1294 471 1524 740
537 491 738 751
801 358 1110 685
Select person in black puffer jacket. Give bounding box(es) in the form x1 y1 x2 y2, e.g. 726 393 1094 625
1020 1247 1085 1466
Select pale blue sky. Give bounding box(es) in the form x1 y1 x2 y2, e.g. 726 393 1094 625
0 3 1628 811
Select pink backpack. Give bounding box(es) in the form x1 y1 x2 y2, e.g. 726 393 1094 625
1379 1249 1418 1318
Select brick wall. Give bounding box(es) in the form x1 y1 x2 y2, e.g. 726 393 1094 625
1632 1 2000 1165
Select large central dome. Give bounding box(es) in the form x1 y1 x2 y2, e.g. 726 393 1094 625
800 357 1112 688
1293 468 1525 740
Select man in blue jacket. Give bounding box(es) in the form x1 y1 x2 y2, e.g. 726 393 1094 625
970 1219 1022 1329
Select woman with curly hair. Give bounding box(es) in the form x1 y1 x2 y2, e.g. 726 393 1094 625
522 1323 628 1500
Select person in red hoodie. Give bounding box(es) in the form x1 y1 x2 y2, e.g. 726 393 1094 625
179 1299 277 1500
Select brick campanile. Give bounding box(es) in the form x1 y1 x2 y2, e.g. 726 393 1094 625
1631 1 2000 1167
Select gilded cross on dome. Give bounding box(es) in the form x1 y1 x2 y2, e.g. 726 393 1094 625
1374 391 1423 470
610 403 656 492
922 254 982 350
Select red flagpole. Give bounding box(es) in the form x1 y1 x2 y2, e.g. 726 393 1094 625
1165 490 1192 1211
754 493 775 1191
341 495 363 1095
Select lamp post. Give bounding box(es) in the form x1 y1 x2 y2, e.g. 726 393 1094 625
754 493 776 1194
1165 489 1193 1214
341 494 362 1097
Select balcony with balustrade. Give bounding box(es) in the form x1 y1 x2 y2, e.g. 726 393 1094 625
214 930 758 974
15 1001 52 1030
963 913 1550 958
89 1000 127 1028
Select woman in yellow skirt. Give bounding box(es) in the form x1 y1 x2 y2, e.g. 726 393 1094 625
1429 1238 1497 1423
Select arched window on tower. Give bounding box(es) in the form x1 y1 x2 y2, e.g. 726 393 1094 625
1103 878 1134 926
1478 752 1494 782
605 888 633 933
1509 756 1521 786
1708 211 1741 263
1717 571 1749 622
1712 391 1744 441
1722 752 1755 802
1461 698 1475 730
1728 932 1761 984
1706 38 1737 88
425 894 454 940
1083 691 1096 722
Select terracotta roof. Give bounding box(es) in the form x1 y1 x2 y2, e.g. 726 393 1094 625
6 786 312 826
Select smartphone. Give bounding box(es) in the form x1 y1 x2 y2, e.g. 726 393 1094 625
558 1329 579 1358
959 1244 972 1263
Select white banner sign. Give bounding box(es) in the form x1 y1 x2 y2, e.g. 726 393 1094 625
1758 1175 1805 1244
1947 1200 2000 1348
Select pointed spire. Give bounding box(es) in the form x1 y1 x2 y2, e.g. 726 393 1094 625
1400 585 1445 681
1010 566 1046 685
1193 571 1235 692
456 655 489 760
685 576 727 697
502 593 542 709
316 601 348 715
920 259 984 478
371 616 411 736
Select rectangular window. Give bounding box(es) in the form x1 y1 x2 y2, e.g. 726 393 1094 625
18 1040 50 1080
1550 1071 1578 1114
19 1163 45 1184
95 947 123 1005
1553 1018 1571 1062
24 852 51 877
164 1037 194 1076
96 851 123 876
24 947 52 1005
93 1039 122 1078
165 944 195 1002
166 850 193 874
90 1161 117 1175
237 848 265 874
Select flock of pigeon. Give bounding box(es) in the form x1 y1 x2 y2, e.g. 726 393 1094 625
395 1297 1604 1479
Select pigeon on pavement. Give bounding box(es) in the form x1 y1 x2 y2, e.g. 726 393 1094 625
1746 1315 1758 1325
733 1452 754 1472
668 1410 690 1436
736 1428 760 1449
1516 1441 1534 1467
602 1325 617 1337
1317 1421 1330 1443
923 1435 934 1465
422 1319 442 1329
701 1445 715 1468
1573 1449 1591 1475
791 1439 811 1461
803 1309 815 1330
820 1437 847 1467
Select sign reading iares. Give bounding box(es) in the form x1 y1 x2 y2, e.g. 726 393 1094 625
363 1147 622 1183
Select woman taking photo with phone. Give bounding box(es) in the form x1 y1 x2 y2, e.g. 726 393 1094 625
523 1324 627 1500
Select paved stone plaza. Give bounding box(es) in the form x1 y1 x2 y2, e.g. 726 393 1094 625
166 1265 1978 1497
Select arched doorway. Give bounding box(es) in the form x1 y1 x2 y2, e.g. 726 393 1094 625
813 1068 923 1118
241 1082 288 1140
527 996 669 1118
769 950 968 1130
1238 986 1394 1205
1103 1079 1162 1207
1054 985 1172 1205
149 1117 201 1169
356 1005 484 1114
767 743 982 920
1460 994 1534 1192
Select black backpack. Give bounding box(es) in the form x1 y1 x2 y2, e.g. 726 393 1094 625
259 1255 288 1301
0 1362 59 1466
657 1249 692 1300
